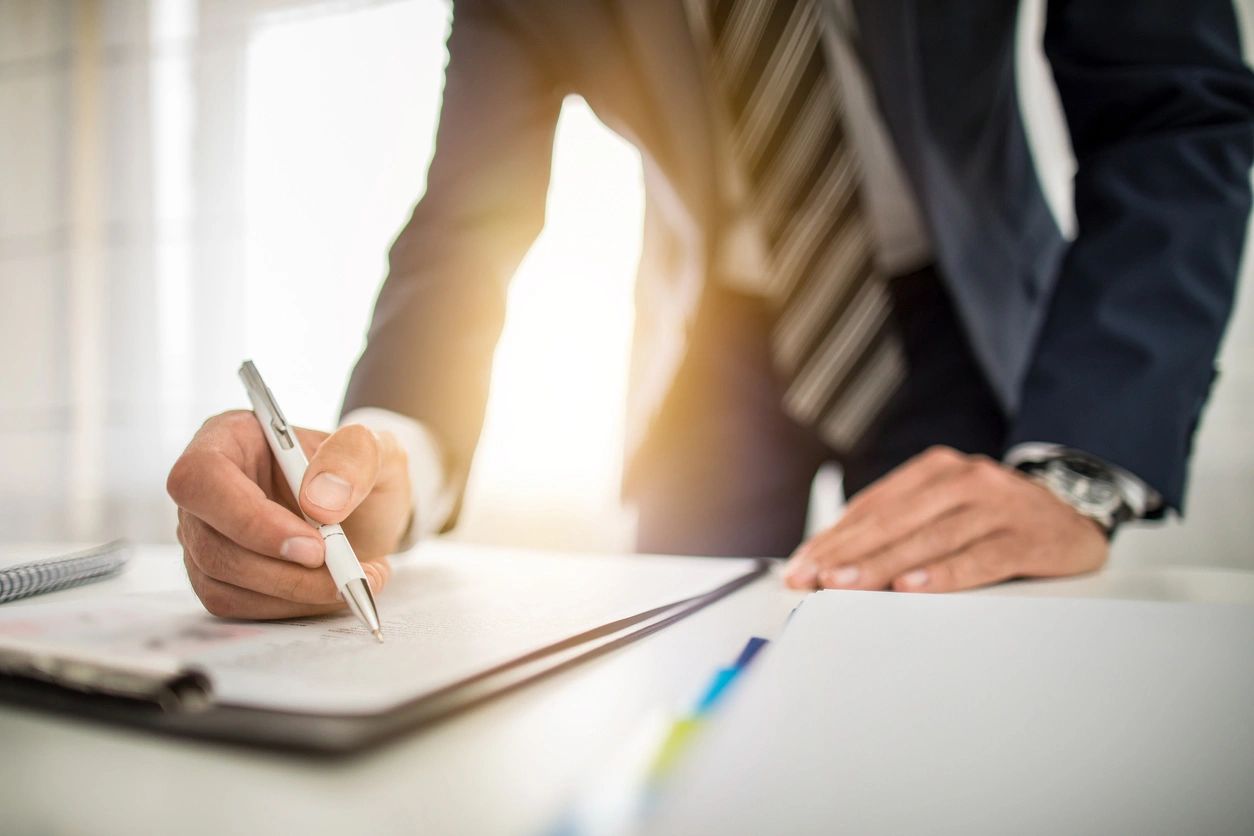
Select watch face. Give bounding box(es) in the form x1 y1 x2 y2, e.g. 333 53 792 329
1047 459 1121 515
1060 455 1108 480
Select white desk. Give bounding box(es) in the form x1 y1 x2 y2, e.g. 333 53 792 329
2 544 1252 836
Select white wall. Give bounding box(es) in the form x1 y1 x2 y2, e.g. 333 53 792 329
0 0 643 551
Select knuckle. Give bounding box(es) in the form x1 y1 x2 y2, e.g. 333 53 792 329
811 548 850 577
912 524 945 557
942 522 972 554
236 513 266 550
200 587 236 618
280 569 334 604
981 543 1010 574
968 546 1006 584
970 456 1002 480
192 539 230 581
180 518 206 561
853 562 886 590
367 557 393 591
362 562 383 594
182 524 237 583
928 561 955 589
214 409 256 433
924 445 960 464
954 458 997 491
195 409 255 446
185 561 233 617
166 453 205 503
334 423 380 462
290 567 337 603
274 571 307 603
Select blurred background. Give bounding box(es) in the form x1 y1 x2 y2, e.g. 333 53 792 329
1 0 1251 569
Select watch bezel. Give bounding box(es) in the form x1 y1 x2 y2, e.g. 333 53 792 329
1019 454 1133 536
1043 457 1123 518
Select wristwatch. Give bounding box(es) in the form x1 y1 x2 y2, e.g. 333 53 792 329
1016 454 1135 538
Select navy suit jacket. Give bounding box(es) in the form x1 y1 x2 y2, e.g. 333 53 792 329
344 0 1254 517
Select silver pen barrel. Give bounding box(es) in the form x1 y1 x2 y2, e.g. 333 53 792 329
343 578 384 643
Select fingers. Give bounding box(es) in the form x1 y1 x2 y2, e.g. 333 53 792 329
183 553 342 620
168 413 324 568
793 474 987 583
842 446 969 517
816 508 1002 591
170 411 405 620
783 447 1113 595
299 424 382 525
301 425 413 559
784 447 980 589
180 512 393 619
891 535 1017 593
365 556 393 594
179 511 340 604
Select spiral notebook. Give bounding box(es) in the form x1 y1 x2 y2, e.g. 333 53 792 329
0 541 131 605
0 545 768 753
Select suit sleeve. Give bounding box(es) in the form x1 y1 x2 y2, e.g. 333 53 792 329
1005 0 1254 512
342 0 564 527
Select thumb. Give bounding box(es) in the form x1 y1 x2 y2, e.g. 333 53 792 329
299 424 381 525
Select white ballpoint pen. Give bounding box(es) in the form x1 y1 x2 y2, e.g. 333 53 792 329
239 360 385 643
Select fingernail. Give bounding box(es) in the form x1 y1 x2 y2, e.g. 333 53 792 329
830 565 860 587
307 472 351 511
280 536 324 567
901 569 929 589
784 562 818 588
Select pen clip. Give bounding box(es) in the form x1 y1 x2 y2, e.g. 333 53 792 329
239 360 296 450
269 413 295 451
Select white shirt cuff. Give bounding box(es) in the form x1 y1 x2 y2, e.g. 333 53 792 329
1003 442 1162 518
340 407 456 547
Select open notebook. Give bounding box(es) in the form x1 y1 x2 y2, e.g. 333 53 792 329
0 545 768 753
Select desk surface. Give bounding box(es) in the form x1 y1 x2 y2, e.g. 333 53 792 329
2 544 1252 836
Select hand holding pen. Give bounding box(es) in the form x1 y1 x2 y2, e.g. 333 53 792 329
167 364 412 629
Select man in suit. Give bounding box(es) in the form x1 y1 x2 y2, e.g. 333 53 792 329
167 0 1253 618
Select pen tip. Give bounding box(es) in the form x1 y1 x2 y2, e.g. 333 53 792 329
373 629 384 644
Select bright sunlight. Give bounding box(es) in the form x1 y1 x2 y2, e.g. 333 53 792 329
243 2 644 552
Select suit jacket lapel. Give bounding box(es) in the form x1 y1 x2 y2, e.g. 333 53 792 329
849 0 925 189
610 0 718 237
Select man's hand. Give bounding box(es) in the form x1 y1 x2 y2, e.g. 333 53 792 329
168 410 412 619
784 446 1108 593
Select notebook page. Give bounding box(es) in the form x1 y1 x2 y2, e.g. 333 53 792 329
0 542 117 568
642 591 1254 836
0 544 761 715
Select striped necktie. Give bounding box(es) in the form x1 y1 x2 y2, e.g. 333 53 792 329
704 0 905 453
